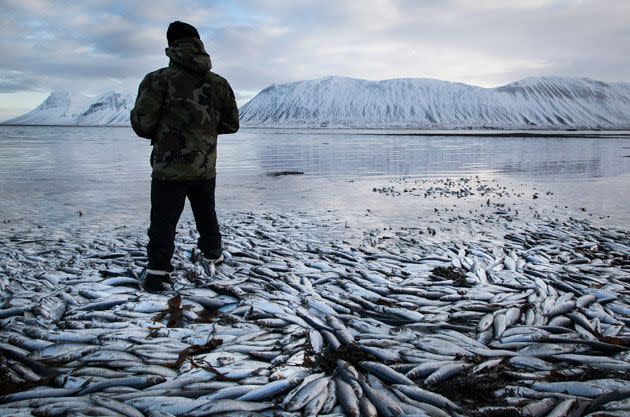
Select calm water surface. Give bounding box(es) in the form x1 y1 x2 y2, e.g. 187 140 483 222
0 126 628 229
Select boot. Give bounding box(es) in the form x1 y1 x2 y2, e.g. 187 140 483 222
193 247 224 277
203 247 224 265
139 269 172 293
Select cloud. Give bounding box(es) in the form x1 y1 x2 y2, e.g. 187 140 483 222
3 0 52 16
0 0 629 113
205 0 630 89
0 70 39 92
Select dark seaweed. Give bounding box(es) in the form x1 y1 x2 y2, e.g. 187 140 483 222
316 344 378 374
267 171 305 177
431 266 470 287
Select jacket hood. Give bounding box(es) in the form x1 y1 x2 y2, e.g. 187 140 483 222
165 38 212 73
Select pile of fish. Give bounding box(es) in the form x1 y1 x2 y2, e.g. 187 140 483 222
371 176 534 200
0 212 628 417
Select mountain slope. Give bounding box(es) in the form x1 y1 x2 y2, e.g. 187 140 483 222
240 76 630 129
4 91 93 125
3 90 134 126
4 76 630 129
75 91 134 125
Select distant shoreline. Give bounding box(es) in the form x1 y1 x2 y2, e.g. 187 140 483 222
353 131 630 138
0 123 131 128
242 127 630 138
1 124 630 138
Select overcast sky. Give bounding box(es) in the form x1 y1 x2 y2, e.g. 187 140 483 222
1 0 629 120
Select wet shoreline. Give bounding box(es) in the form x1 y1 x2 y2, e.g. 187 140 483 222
2 126 630 231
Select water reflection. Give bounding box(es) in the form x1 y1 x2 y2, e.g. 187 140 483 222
249 133 622 179
0 126 628 227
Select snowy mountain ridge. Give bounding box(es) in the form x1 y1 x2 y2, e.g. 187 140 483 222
4 76 630 129
240 76 630 129
4 90 135 126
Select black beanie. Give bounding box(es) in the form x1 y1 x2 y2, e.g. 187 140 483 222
166 21 200 46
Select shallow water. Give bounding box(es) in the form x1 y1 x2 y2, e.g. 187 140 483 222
0 126 628 229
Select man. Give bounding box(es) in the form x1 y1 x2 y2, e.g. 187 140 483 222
130 21 239 292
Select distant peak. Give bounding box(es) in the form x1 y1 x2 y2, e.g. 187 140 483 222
42 89 91 102
37 91 73 110
507 75 603 86
41 90 71 102
240 74 630 129
47 89 72 96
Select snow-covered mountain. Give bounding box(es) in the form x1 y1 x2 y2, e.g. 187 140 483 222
240 76 630 129
4 90 134 126
5 76 630 129
3 91 92 125
75 91 134 125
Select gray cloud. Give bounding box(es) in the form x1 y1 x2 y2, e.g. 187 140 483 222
0 0 628 113
205 0 630 89
0 70 39 92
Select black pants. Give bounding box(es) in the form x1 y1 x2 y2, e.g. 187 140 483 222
147 178 221 271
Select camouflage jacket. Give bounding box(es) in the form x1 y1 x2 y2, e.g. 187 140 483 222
130 37 239 181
